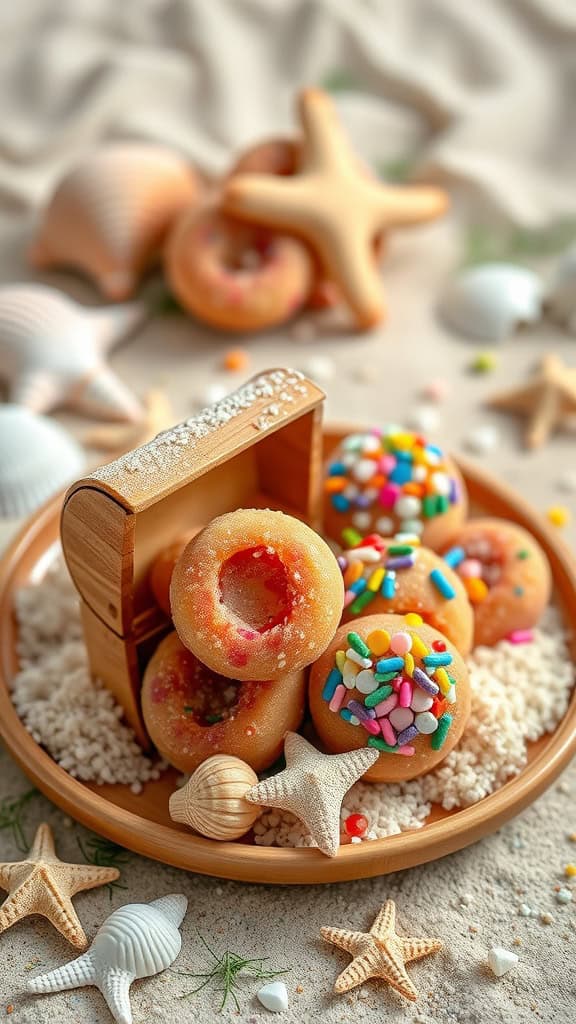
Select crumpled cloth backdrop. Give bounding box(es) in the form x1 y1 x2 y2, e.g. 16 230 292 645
1 0 576 224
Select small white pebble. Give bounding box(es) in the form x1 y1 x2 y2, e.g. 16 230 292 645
257 980 289 1012
487 946 519 977
407 405 440 433
460 893 474 906
518 903 533 917
540 912 554 925
300 354 335 382
556 888 572 904
130 781 143 795
422 377 450 402
556 469 576 494
350 836 362 844
464 424 500 455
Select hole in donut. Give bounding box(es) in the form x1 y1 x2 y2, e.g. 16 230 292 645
461 538 503 588
181 657 241 727
222 229 276 272
218 546 293 633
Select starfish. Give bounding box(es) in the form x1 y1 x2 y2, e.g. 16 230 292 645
223 88 448 328
0 823 119 950
82 387 174 454
321 899 442 1002
245 732 378 856
487 352 576 449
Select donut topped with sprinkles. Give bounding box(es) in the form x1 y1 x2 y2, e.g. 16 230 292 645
322 427 467 553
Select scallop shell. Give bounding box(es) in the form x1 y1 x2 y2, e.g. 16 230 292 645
169 754 261 840
30 143 201 299
439 263 543 343
546 243 576 333
0 405 85 518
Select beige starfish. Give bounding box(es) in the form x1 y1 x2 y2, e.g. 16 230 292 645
245 732 378 857
487 352 576 449
321 899 442 1002
223 88 448 328
82 387 174 455
0 823 119 950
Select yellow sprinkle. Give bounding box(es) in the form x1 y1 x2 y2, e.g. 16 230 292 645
367 568 385 592
547 505 571 528
390 432 415 451
436 666 451 695
343 659 359 678
367 629 390 656
335 650 347 672
410 633 429 658
404 652 415 677
565 863 576 877
405 612 423 626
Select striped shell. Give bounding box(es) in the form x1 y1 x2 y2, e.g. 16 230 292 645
169 755 261 840
440 263 543 343
30 143 201 299
90 895 187 979
0 406 85 517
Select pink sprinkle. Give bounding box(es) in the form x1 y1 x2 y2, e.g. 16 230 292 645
379 454 396 475
329 684 346 712
392 675 403 692
378 483 400 509
361 717 381 736
237 627 258 640
399 680 413 708
374 693 398 717
459 558 483 579
344 590 356 607
381 718 397 745
397 745 416 757
507 629 534 645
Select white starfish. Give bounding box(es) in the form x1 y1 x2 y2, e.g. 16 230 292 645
28 894 187 1024
0 283 145 421
246 732 379 857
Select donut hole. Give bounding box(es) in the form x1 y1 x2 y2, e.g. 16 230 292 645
218 546 293 633
221 228 276 273
181 658 242 727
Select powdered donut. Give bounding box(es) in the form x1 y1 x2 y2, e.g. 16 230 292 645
142 631 306 773
323 427 466 551
149 530 201 616
309 613 471 783
165 204 313 332
170 508 345 681
339 533 473 655
443 518 551 647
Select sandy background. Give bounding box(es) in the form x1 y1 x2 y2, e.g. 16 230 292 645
1 2 576 1022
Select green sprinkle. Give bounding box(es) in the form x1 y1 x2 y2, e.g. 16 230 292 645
514 586 524 597
422 495 438 518
205 714 223 724
470 351 498 374
436 495 449 514
374 671 401 683
368 737 399 753
347 632 371 658
342 527 363 548
386 544 414 556
516 549 530 560
431 713 453 750
365 684 394 707
183 706 194 713
350 590 377 615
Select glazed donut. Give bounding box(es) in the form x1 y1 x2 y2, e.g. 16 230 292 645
149 531 200 616
171 508 345 681
442 518 551 647
142 631 306 773
323 427 467 552
309 613 471 783
339 533 473 655
165 204 313 332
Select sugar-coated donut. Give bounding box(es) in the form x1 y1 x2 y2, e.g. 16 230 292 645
149 531 200 616
443 518 551 647
165 204 313 332
309 613 471 783
323 428 467 552
339 533 473 655
142 631 306 773
171 508 345 681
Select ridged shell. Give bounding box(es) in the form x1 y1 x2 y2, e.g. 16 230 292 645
546 243 576 332
169 754 261 840
30 143 201 300
91 895 187 979
0 406 85 517
440 263 543 343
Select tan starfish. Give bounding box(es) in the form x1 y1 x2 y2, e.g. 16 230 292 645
321 899 442 1001
245 732 378 857
487 352 576 449
0 823 120 949
82 387 174 455
223 88 448 329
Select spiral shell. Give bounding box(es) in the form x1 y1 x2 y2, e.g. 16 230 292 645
30 143 201 299
169 755 261 840
0 406 85 517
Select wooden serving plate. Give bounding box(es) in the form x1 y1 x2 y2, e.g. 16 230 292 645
1 434 575 885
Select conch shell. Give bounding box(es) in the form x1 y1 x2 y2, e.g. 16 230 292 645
169 754 261 841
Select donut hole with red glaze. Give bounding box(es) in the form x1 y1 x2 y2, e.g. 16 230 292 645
141 631 306 773
443 517 552 648
308 613 471 783
170 508 345 682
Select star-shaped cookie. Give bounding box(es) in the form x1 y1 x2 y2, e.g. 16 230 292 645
0 823 120 949
487 352 576 449
245 732 378 856
223 88 448 328
321 899 442 1001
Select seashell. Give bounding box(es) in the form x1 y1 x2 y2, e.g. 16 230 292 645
30 143 201 300
545 243 576 333
0 283 144 421
28 894 187 1024
0 405 85 518
169 754 261 841
439 263 543 343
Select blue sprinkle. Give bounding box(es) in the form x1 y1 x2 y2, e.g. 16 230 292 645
332 494 350 512
389 462 412 484
322 668 342 702
413 667 440 696
349 578 367 595
396 450 413 462
444 545 465 569
381 572 396 599
397 724 419 746
429 568 456 600
427 444 443 458
514 586 524 597
340 708 356 723
376 656 404 674
329 462 347 476
423 652 453 667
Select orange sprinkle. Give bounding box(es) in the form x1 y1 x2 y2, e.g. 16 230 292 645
222 348 250 372
343 560 364 588
324 476 346 493
370 474 386 489
464 577 488 603
403 482 425 497
431 697 448 719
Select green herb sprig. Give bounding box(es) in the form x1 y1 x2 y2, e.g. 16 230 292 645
463 220 576 267
174 931 290 1012
0 788 39 852
77 835 130 899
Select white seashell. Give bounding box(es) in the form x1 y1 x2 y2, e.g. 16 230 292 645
169 754 261 841
440 263 543 343
28 894 187 1024
546 243 576 333
0 405 85 517
30 143 201 300
0 283 144 421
